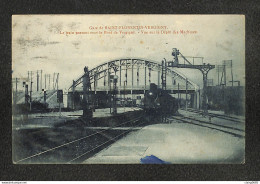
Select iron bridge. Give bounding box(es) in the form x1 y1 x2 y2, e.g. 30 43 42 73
68 58 199 94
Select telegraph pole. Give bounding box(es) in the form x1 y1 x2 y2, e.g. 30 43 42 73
231 60 233 86
53 73 55 90
224 64 226 86
48 74 51 90
15 78 18 105
37 70 39 91
218 66 219 86
30 71 33 111
45 74 46 89
56 73 61 117
41 70 42 90
23 81 29 119
30 71 33 84
15 78 18 94
56 73 59 90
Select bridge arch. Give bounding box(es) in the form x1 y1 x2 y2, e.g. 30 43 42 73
68 58 199 92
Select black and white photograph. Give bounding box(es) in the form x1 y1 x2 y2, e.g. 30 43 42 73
12 15 245 164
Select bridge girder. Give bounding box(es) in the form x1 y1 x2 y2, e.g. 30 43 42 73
69 58 198 91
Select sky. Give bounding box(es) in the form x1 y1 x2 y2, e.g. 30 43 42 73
12 15 245 91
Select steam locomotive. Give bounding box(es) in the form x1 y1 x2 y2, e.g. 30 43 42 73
143 83 178 115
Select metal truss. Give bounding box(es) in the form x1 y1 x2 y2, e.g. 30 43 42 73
68 58 198 91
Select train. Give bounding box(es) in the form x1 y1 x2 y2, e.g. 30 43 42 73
143 83 178 115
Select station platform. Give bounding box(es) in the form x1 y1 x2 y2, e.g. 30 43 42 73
83 111 245 164
12 107 142 130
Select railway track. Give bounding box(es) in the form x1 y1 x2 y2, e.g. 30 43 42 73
168 115 245 138
182 108 245 123
67 119 146 163
14 116 145 164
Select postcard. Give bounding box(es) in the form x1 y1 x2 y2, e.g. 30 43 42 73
12 15 245 164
